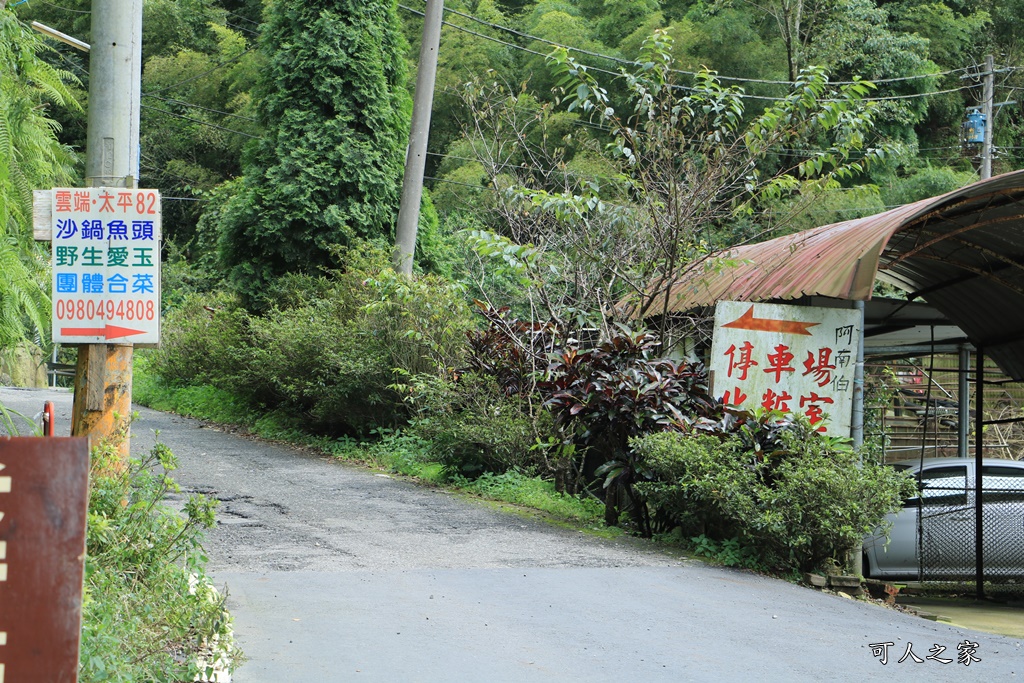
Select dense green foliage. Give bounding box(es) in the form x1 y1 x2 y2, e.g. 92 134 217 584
0 10 78 351
633 428 915 572
80 440 237 681
539 326 717 531
401 371 551 477
9 0 1024 583
149 244 473 435
216 0 411 308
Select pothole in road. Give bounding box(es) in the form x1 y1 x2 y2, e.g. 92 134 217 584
217 515 267 528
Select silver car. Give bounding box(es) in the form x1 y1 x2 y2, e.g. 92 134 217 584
863 458 1024 579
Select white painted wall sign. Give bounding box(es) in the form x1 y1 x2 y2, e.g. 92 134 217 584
710 300 860 437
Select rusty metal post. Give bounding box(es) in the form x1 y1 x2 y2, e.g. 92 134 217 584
69 0 143 460
0 437 91 682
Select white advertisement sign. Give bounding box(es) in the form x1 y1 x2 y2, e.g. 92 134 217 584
710 300 860 437
50 188 161 345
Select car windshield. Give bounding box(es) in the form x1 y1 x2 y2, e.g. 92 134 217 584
905 464 968 507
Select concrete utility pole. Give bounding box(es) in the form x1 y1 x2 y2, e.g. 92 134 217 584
393 0 444 276
70 0 143 458
981 54 994 180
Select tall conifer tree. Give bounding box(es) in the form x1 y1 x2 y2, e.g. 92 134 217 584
218 0 410 308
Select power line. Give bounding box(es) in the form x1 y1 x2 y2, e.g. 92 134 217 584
424 0 970 88
863 84 976 101
399 3 976 105
225 21 259 38
140 158 217 188
143 45 257 96
224 9 260 27
424 174 915 223
143 92 258 122
397 3 621 81
29 0 91 14
140 103 261 139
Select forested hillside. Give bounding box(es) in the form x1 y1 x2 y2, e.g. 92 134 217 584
10 0 1022 283
10 4 1011 676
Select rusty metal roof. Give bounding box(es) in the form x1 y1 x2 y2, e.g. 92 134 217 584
652 169 1024 379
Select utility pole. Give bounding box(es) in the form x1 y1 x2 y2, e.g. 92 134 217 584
393 0 444 276
850 299 865 577
981 54 994 180
70 0 143 459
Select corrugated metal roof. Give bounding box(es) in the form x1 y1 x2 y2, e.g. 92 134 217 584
648 169 1024 379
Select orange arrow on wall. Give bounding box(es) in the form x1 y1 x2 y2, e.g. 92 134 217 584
721 305 819 335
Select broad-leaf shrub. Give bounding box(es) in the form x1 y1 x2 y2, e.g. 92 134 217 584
147 245 473 436
633 424 916 573
402 371 549 478
465 302 558 397
539 327 717 532
148 291 248 388
80 441 237 681
398 303 559 478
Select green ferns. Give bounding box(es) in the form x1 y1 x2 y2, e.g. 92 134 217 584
0 10 79 349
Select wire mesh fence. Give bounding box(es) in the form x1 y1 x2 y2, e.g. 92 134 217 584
916 464 1024 596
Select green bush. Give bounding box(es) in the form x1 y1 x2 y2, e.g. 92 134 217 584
80 442 237 681
147 291 249 388
240 300 396 433
540 327 717 533
879 165 976 206
147 244 474 437
404 372 549 478
634 426 915 573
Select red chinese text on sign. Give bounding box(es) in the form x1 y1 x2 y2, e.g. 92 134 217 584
710 301 861 437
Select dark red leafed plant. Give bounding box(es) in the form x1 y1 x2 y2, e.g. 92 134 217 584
538 325 718 535
465 301 560 397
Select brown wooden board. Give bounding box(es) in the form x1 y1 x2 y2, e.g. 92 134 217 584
0 437 90 683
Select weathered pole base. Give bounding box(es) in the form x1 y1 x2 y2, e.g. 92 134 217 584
71 343 133 466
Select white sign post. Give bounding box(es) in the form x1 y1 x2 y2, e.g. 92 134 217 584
709 300 860 437
49 187 161 345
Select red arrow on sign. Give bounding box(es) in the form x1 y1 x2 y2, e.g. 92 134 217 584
721 305 819 336
60 324 147 340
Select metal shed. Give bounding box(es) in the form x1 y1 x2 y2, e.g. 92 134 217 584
648 169 1024 595
653 169 1024 381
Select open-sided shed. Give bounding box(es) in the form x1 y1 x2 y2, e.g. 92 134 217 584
654 169 1024 380
651 170 1024 594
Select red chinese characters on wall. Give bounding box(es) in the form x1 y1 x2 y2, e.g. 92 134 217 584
711 302 860 436
721 341 844 431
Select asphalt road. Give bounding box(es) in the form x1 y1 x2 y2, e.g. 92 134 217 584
2 386 1022 682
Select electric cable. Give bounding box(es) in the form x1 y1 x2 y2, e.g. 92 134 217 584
420 0 970 87
140 103 261 139
143 92 258 122
399 3 977 105
143 45 257 96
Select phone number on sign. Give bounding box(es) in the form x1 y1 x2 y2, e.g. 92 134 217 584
55 299 155 321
